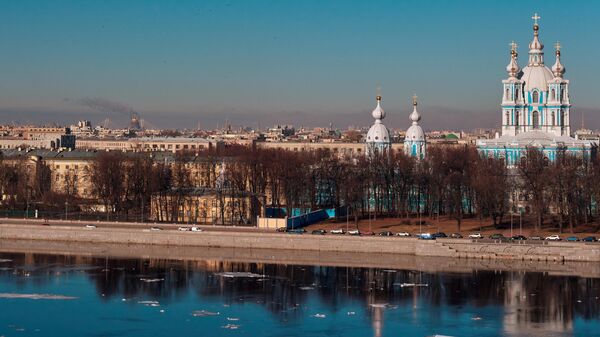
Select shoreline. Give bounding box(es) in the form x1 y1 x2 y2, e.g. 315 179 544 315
1 223 599 263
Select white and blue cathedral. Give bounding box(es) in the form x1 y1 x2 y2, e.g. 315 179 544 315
366 95 426 159
477 14 597 164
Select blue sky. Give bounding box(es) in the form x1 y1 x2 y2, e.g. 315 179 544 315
0 0 598 130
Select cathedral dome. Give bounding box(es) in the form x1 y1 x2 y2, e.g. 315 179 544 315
366 122 390 143
371 95 385 120
405 124 425 141
521 65 554 92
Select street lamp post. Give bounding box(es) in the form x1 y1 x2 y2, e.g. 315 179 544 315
65 201 68 221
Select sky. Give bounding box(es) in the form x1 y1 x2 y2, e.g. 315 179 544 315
0 0 599 131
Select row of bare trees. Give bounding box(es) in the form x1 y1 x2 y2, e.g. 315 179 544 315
0 145 599 231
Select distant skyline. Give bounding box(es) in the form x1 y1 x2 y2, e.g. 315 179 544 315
0 0 599 130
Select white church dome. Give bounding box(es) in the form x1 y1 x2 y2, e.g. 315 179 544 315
521 65 554 92
366 122 390 143
405 124 424 141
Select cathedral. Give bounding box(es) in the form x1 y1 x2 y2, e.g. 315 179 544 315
477 14 597 165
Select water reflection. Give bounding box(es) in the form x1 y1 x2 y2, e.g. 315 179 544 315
0 252 599 337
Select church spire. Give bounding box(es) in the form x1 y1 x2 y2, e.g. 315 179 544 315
528 13 544 66
409 94 421 125
552 41 566 78
506 41 520 79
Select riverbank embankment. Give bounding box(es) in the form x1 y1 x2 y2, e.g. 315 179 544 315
1 223 600 262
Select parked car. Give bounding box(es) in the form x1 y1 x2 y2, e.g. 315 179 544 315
468 233 482 239
330 229 345 235
287 228 305 234
85 224 97 229
545 235 561 241
489 233 505 240
348 229 361 236
378 231 394 237
42 223 50 226
395 232 411 237
529 236 542 240
311 229 326 235
583 236 598 242
276 227 286 233
432 232 447 239
566 236 579 242
150 227 163 231
511 235 527 241
178 226 190 231
450 233 463 239
417 233 433 240
191 226 202 232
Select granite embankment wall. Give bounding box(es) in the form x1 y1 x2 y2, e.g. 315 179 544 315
1 224 600 262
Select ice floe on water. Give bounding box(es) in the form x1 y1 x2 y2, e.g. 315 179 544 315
312 313 326 318
222 324 240 330
215 272 265 278
0 259 12 263
347 311 356 315
0 293 77 300
395 283 429 288
140 278 164 283
138 300 160 307
191 310 220 317
369 303 389 308
299 286 315 290
226 317 240 321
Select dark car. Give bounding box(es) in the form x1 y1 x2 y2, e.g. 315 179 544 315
583 236 598 242
450 233 463 239
311 229 326 235
41 222 50 226
511 235 528 241
529 236 542 241
287 228 306 234
566 236 579 242
276 227 286 233
378 231 394 237
432 232 447 239
489 233 505 240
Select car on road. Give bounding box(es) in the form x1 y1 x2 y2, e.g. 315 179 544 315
468 233 482 239
395 232 411 237
511 235 527 241
583 236 598 242
150 227 163 231
287 228 305 234
330 229 345 235
85 224 97 229
348 229 361 236
450 233 463 239
42 223 50 226
529 236 542 240
417 233 433 240
276 227 286 233
489 233 505 240
311 229 326 235
378 231 394 237
432 232 447 239
566 236 579 242
191 226 202 232
178 226 190 231
545 235 561 241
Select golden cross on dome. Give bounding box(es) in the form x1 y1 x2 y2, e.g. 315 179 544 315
412 94 418 106
554 41 561 51
509 41 518 53
532 13 541 26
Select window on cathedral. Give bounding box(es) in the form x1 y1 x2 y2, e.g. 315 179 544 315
506 112 510 125
515 111 520 126
561 88 565 100
505 88 509 100
560 110 565 126
551 111 555 126
532 91 539 103
532 111 539 129
551 88 556 100
515 89 519 99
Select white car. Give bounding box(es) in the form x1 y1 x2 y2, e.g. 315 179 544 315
191 226 202 232
545 235 561 241
468 233 482 239
150 227 163 231
85 224 97 229
330 229 345 235
178 227 190 231
348 229 360 236
395 232 411 237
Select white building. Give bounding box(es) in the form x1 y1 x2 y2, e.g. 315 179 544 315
404 95 426 159
365 95 391 155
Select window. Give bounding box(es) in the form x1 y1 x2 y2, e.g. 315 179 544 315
505 88 510 100
516 88 519 99
515 111 520 126
551 88 556 100
532 91 539 103
532 111 539 129
505 112 510 125
551 111 555 126
561 88 565 100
